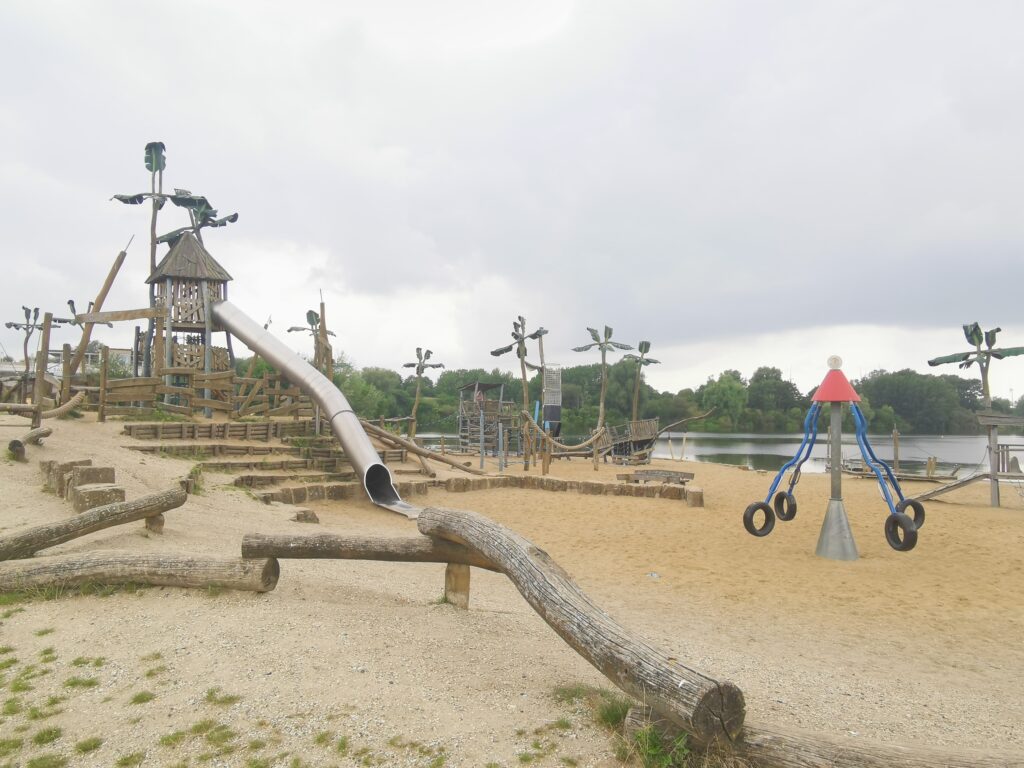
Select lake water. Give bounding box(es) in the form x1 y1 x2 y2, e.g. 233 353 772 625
652 432 991 474
418 431 994 475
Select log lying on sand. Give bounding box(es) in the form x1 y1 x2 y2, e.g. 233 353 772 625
0 487 187 561
0 551 279 593
8 427 52 462
416 506 745 745
623 706 1024 768
360 420 488 476
241 532 499 572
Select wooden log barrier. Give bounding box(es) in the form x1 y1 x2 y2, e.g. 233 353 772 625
0 487 187 561
241 533 499 572
0 552 279 593
623 705 1024 768
8 427 52 462
416 507 745 744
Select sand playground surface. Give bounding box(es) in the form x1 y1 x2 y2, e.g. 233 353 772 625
0 414 1022 767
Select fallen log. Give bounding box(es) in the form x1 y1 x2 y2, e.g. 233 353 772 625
241 533 499 572
360 420 488 476
0 552 279 593
623 706 1024 768
0 487 187 561
8 427 52 462
416 507 745 744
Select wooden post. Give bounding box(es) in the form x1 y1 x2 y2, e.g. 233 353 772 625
60 343 72 404
70 247 128 377
441 434 445 455
988 425 1000 507
31 313 53 429
444 563 470 609
152 317 164 380
201 278 212 418
892 429 900 474
98 345 109 423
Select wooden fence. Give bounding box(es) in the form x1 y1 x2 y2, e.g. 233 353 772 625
99 365 314 422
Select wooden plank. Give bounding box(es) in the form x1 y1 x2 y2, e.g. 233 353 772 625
191 398 232 411
76 307 165 323
156 403 191 416
155 367 198 376
105 389 158 403
155 385 194 397
107 377 161 390
104 406 156 416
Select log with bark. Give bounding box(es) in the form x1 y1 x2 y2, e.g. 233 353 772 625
623 705 1024 768
0 487 187 561
241 533 498 571
0 551 279 593
8 427 52 462
416 506 745 744
360 420 488 476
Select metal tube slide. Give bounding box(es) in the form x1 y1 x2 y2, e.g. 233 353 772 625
212 300 416 517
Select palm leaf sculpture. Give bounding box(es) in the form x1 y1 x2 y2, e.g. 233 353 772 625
623 340 661 422
572 326 633 429
927 323 1024 408
402 347 445 439
490 316 545 413
287 309 335 376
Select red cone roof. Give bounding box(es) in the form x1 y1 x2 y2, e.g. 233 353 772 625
812 368 860 402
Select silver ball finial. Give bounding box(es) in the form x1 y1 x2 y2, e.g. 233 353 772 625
827 355 843 370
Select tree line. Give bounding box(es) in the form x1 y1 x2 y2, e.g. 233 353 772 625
236 353 1018 436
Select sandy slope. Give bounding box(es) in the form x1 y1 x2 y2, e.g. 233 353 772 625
0 414 1021 767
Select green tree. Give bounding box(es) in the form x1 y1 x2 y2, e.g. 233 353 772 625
700 371 747 432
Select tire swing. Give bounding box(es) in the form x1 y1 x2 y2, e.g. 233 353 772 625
885 512 918 551
742 402 820 538
743 502 775 537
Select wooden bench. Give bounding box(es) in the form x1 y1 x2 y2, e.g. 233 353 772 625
616 470 694 485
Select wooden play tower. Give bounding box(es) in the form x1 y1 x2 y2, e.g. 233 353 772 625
147 232 234 373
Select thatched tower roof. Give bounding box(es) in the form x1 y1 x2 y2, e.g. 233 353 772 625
146 232 233 284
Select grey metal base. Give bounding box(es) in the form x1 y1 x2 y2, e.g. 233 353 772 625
815 498 859 561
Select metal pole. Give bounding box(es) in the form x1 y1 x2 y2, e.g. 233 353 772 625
892 429 900 475
498 422 505 472
816 401 858 561
830 403 842 500
988 425 1001 507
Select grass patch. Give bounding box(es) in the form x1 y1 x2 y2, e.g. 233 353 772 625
31 726 62 745
190 718 218 735
2 697 22 715
33 628 55 637
597 694 632 730
115 752 145 767
64 676 99 689
130 690 156 704
144 664 167 678
0 645 13 654
626 725 690 768
140 651 162 662
27 703 64 720
204 686 241 705
159 730 188 747
0 738 23 757
75 736 103 753
27 755 67 768
71 655 105 668
0 657 16 671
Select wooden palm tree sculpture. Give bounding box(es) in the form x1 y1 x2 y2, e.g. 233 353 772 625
572 326 633 430
490 316 545 414
402 347 445 440
928 322 1024 507
287 310 335 377
623 340 661 422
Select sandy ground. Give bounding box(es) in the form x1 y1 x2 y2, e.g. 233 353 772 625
0 414 1022 767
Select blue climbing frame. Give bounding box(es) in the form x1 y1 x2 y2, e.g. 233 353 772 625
850 403 906 515
763 401 822 504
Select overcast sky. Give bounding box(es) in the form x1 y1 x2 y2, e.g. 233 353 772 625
3 1 1023 402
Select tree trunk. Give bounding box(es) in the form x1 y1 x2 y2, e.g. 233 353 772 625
598 347 608 429
632 363 642 422
360 420 488 475
520 354 531 470
0 551 279 593
8 427 51 462
241 533 498 571
0 487 187 561
623 706 1023 768
410 376 422 440
416 507 745 744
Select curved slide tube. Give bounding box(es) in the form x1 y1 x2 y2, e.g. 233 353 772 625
211 300 418 518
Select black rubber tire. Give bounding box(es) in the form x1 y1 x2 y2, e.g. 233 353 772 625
885 512 918 552
743 502 775 537
896 498 925 530
773 491 797 521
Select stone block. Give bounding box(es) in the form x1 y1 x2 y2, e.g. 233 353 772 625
71 483 125 513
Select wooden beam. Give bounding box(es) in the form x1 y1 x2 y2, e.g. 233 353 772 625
75 307 165 324
69 247 128 376
416 506 745 744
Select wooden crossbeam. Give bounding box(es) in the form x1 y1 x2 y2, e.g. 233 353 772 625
76 308 165 323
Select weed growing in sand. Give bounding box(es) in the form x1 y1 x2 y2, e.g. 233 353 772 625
27 701 64 721
158 730 188 747
597 694 632 730
623 724 690 768
0 657 16 671
63 676 99 689
140 651 162 662
26 754 67 768
204 686 241 705
248 738 267 750
0 645 13 654
3 697 23 715
114 752 145 767
552 683 591 704
71 656 105 668
75 736 103 754
144 664 167 678
190 718 219 735
38 647 57 664
130 691 155 704
559 759 579 767
33 628 54 637
31 727 62 746
0 737 23 757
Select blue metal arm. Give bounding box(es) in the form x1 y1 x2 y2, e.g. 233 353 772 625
764 402 822 504
850 403 902 515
